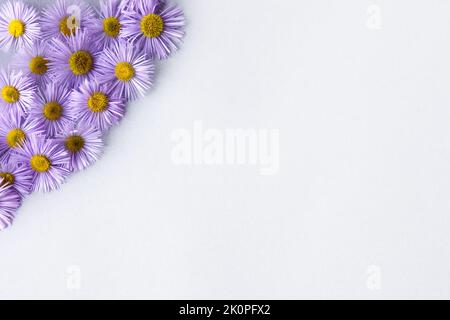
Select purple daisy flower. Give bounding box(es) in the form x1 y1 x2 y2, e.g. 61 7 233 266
0 0 40 52
56 123 103 172
14 135 70 192
71 80 126 132
122 0 185 60
0 68 35 117
96 40 154 101
40 0 96 41
92 0 127 49
0 185 22 231
48 30 101 88
0 112 44 162
0 161 33 197
13 42 53 86
28 83 75 137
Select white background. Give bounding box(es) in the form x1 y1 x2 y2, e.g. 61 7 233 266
1 0 450 299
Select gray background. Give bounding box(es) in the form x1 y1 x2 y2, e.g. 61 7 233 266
1 0 450 299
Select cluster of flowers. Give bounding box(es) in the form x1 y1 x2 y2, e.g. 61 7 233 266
0 0 185 230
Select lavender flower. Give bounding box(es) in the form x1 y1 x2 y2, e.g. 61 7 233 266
28 83 75 137
92 0 127 49
0 0 187 230
40 0 96 41
15 135 70 192
0 185 21 230
48 31 101 88
0 112 44 162
96 40 154 100
13 42 52 86
0 161 33 197
0 0 40 52
0 68 35 117
56 123 103 172
71 80 126 132
122 0 185 60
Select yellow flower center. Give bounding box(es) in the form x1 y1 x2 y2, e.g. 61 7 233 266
29 56 49 75
0 172 15 186
69 50 93 75
65 135 85 153
8 19 25 38
115 62 135 82
6 128 26 148
140 14 164 38
43 102 62 121
103 17 121 37
1 86 20 104
59 16 77 36
88 92 109 113
30 155 51 173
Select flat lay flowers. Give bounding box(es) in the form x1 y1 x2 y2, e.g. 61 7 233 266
0 0 185 230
